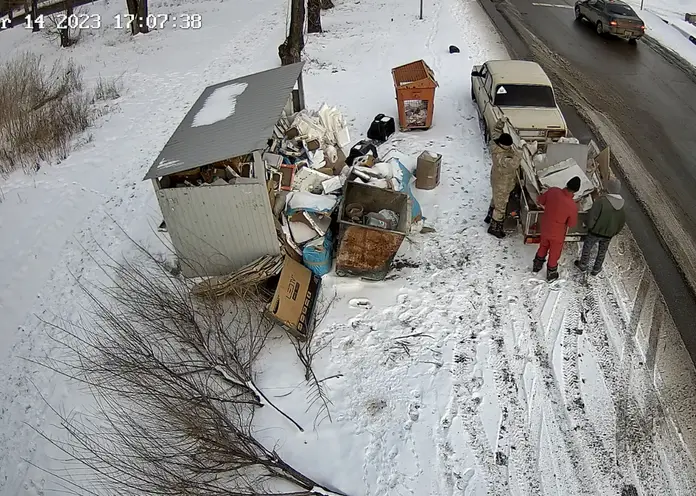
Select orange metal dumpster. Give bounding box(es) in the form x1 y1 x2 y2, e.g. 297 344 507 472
391 59 439 131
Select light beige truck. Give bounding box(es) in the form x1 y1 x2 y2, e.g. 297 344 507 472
470 59 611 244
470 60 568 150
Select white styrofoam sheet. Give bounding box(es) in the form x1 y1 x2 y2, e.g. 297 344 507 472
538 158 594 201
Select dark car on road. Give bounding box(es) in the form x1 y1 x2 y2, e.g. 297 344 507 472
575 0 645 44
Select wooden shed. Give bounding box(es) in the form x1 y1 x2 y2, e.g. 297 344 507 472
391 59 438 131
144 62 306 278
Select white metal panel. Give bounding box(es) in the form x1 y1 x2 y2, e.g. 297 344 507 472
157 183 280 277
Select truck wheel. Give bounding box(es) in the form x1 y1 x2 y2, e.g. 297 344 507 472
574 7 582 21
471 86 475 101
596 21 604 35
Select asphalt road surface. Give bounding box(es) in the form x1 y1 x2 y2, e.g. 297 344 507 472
477 0 696 361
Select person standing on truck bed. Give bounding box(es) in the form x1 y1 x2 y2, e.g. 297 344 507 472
532 176 582 282
485 118 522 239
575 178 626 276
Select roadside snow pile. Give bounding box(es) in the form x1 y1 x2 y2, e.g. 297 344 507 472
641 10 696 66
622 0 696 66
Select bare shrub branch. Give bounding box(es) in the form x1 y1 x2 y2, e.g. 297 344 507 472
32 241 352 495
92 75 123 102
0 52 92 174
284 291 337 429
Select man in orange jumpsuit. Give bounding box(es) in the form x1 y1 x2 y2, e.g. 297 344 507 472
532 176 581 281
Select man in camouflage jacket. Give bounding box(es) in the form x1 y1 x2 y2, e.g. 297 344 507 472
485 118 522 239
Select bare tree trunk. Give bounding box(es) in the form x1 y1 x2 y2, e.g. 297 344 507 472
136 0 148 34
320 0 334 9
278 0 304 65
59 1 73 47
125 0 139 35
31 0 38 31
307 0 322 33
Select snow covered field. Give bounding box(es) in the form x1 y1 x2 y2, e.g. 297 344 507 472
2 0 696 495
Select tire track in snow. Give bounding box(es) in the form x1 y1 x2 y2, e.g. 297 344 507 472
579 274 696 495
485 278 543 496
580 279 671 495
448 311 510 495
439 270 510 495
521 285 597 495
560 296 624 494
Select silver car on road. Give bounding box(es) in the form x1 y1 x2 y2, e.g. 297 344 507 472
575 0 645 44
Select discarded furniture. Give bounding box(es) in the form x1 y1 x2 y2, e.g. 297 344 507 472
144 63 306 277
391 59 438 131
335 181 411 280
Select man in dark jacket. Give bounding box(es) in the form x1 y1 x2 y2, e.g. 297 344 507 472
575 178 626 275
533 176 581 282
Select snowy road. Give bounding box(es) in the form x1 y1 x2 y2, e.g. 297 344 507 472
1 0 696 494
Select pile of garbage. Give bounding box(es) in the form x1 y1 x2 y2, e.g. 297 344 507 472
195 107 433 339
264 106 423 281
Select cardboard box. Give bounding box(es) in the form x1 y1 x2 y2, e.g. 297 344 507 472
325 146 347 175
268 256 320 339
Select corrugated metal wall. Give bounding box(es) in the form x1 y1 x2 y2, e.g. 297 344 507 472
158 183 280 277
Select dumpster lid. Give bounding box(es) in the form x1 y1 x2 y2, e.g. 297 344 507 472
391 60 439 89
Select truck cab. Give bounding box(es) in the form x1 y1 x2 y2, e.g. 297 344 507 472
471 60 567 149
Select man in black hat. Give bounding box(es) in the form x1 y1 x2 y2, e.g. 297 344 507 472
485 119 522 238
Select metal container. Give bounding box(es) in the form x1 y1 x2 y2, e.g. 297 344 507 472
335 181 411 280
415 151 442 190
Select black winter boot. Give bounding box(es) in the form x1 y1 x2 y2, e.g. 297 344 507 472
487 219 505 239
547 265 559 282
532 255 545 273
484 206 494 224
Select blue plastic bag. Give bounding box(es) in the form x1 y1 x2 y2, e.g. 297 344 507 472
303 230 334 277
393 158 423 222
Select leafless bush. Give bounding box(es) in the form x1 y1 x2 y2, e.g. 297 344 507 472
35 245 347 495
92 75 122 102
0 52 92 174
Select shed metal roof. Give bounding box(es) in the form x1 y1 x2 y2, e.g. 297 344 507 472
144 62 305 180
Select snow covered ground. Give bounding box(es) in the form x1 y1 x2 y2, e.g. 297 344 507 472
624 0 696 66
2 0 696 495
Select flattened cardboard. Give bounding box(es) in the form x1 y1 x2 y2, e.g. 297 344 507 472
268 256 320 339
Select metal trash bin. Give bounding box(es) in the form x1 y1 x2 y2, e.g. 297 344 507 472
335 181 411 280
391 59 439 131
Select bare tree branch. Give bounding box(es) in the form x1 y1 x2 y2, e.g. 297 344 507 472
30 240 352 495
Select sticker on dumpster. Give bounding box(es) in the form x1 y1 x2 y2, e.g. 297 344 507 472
497 86 507 94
